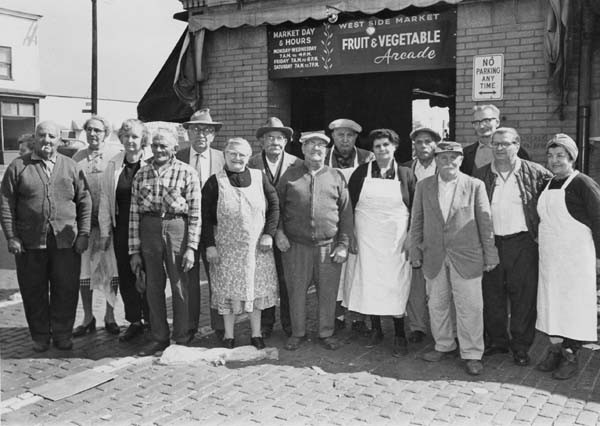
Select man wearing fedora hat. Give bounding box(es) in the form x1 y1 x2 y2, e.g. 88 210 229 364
248 117 302 339
326 118 374 334
276 131 352 351
410 141 498 376
177 108 226 340
401 126 441 344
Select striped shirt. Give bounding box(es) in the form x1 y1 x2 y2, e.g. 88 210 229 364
128 157 201 254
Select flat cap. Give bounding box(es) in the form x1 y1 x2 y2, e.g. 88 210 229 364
328 118 362 133
435 141 463 155
299 131 330 144
410 126 441 142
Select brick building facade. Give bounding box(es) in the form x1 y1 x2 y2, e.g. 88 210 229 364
141 0 600 179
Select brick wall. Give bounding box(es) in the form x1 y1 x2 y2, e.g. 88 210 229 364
201 26 270 153
455 0 578 164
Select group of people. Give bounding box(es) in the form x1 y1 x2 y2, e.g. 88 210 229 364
1 103 598 381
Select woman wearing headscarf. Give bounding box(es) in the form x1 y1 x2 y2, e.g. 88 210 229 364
201 137 279 349
344 128 416 356
99 119 152 342
536 133 600 380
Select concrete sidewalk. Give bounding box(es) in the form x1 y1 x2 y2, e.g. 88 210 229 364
2 268 600 425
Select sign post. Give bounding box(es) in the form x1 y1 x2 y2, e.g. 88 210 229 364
472 54 503 101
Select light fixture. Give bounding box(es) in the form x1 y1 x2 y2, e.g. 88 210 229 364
366 22 376 36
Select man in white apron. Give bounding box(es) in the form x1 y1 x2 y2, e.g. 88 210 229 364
473 128 552 366
325 118 374 334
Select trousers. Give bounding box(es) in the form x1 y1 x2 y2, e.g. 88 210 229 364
261 247 291 331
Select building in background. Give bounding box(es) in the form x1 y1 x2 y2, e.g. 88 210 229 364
141 0 600 180
0 0 185 164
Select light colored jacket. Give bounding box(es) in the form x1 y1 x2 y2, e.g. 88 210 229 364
98 151 151 238
409 172 498 280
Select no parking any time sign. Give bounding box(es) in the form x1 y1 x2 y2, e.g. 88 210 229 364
472 54 503 101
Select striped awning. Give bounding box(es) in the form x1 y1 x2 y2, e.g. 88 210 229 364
187 0 464 32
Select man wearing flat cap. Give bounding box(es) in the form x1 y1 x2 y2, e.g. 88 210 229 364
326 118 374 333
276 131 352 351
248 117 303 339
473 127 551 367
410 141 498 376
401 126 441 344
178 108 226 340
462 104 530 175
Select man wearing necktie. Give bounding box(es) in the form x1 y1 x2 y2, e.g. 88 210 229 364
177 108 226 340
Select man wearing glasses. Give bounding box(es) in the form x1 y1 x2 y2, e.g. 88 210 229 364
248 117 303 339
474 128 551 366
461 104 530 175
178 108 226 341
276 131 352 351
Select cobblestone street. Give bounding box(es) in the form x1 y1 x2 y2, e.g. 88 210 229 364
1 261 600 425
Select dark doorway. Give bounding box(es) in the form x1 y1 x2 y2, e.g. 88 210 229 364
288 68 455 163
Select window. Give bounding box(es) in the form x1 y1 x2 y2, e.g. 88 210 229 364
1 100 37 151
0 47 12 80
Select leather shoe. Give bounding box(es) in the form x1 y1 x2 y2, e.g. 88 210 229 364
392 336 408 357
483 345 509 357
104 321 120 335
284 336 305 351
32 340 50 353
73 317 96 338
250 337 266 350
119 322 144 342
365 329 384 348
53 339 73 350
319 336 342 350
422 349 457 362
334 318 346 331
537 345 562 372
465 359 484 376
513 350 530 366
138 341 169 357
351 320 370 336
408 330 426 343
261 326 273 339
222 338 235 349
552 349 578 380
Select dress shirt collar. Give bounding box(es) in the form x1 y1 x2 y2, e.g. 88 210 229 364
191 146 209 158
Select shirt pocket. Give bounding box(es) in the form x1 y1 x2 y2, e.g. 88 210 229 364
138 185 155 210
162 186 187 214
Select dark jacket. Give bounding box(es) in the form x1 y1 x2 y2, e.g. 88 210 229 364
473 159 552 239
277 165 352 248
0 153 92 249
461 142 530 176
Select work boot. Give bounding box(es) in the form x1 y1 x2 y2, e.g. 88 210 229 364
552 348 578 380
536 344 562 372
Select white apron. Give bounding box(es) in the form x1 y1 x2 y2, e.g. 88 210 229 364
536 171 597 341
344 161 412 315
329 148 360 302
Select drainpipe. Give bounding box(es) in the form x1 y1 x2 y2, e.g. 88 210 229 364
577 0 594 173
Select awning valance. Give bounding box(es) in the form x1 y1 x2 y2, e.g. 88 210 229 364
187 0 464 32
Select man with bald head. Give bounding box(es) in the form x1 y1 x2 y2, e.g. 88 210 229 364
1 121 92 352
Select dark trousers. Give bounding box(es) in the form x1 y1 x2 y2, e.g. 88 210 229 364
199 244 224 333
483 232 538 352
187 248 201 333
261 247 291 332
114 217 148 324
15 232 81 343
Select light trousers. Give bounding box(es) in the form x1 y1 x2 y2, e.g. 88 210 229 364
426 257 484 360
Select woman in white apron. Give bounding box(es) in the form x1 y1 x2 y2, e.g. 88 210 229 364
536 134 600 380
345 129 416 357
202 138 279 350
327 118 376 335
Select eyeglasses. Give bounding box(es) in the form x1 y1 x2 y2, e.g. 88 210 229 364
189 126 215 135
85 127 105 134
471 118 497 127
304 140 328 148
491 141 515 149
265 135 285 142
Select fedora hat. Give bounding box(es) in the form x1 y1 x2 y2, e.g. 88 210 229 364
256 117 293 140
183 108 222 130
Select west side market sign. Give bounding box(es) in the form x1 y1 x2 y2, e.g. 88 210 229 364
267 10 456 78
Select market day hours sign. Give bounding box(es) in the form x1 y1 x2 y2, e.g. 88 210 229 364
267 10 456 78
472 54 504 101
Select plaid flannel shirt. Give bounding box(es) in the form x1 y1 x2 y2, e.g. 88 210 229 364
128 157 201 254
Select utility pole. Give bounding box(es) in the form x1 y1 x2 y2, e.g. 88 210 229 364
91 0 98 115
